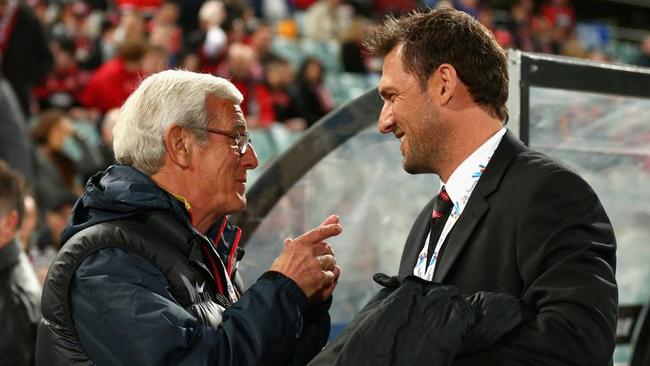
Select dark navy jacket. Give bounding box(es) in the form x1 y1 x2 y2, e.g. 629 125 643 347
37 165 330 365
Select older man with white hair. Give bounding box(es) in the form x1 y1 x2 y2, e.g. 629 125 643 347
36 70 342 365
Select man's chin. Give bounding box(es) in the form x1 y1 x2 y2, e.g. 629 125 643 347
237 195 247 210
403 159 429 175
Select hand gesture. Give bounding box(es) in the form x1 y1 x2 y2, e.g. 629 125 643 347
270 215 342 303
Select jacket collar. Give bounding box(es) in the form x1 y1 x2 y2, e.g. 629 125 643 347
475 130 527 199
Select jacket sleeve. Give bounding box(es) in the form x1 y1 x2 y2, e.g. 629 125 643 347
70 248 313 366
455 170 618 366
290 296 332 366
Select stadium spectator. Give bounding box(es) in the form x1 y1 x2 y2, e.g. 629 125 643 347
264 55 305 130
341 17 370 74
304 0 347 41
148 0 182 60
34 34 91 111
183 0 228 74
50 1 102 70
540 0 576 39
80 38 148 113
292 57 334 127
31 109 82 202
220 42 276 127
142 44 170 75
0 0 53 117
0 160 41 366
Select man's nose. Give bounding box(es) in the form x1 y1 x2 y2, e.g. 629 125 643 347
378 102 394 134
242 144 259 170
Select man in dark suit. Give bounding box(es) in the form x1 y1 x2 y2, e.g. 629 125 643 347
365 8 617 365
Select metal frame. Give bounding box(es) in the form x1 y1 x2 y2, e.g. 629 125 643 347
516 51 650 145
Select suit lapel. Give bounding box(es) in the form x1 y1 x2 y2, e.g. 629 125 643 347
433 193 489 281
433 130 525 282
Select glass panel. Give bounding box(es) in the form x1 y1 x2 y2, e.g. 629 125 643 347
529 86 650 365
239 125 434 327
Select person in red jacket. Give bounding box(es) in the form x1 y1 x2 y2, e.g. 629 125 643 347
80 38 147 113
218 43 276 128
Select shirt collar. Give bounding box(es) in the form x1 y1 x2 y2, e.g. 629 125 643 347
442 128 507 205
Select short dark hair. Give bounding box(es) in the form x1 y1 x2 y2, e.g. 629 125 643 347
364 8 509 122
0 160 26 226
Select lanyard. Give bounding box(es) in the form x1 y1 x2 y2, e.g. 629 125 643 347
413 170 482 281
199 218 240 303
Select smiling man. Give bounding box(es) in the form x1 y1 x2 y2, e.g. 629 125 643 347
364 8 617 366
36 70 342 366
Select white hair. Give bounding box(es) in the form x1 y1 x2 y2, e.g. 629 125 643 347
113 69 243 175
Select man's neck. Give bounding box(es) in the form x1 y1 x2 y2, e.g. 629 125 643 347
151 170 214 234
437 112 503 182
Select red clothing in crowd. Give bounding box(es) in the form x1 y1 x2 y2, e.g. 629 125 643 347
80 58 141 113
540 2 575 29
293 0 318 11
33 65 90 109
116 0 161 11
232 80 276 128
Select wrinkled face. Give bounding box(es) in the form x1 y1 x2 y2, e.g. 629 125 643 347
192 95 258 217
378 46 448 175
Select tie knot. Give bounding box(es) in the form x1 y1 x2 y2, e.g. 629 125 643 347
432 187 453 221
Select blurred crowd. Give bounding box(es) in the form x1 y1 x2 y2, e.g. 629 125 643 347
1 0 650 308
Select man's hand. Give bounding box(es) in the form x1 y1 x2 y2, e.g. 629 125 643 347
270 215 342 303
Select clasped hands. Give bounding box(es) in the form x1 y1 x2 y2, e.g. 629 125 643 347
270 215 342 303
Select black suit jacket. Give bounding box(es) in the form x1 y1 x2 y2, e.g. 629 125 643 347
399 131 617 366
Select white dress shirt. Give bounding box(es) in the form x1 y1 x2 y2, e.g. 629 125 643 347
414 128 507 280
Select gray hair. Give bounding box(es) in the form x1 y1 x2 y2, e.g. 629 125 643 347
113 70 243 175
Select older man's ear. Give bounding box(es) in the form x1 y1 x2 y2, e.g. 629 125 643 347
163 125 194 169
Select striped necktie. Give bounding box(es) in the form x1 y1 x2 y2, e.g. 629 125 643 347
426 186 454 269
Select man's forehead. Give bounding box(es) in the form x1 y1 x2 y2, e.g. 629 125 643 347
232 104 246 127
207 96 246 128
378 46 404 92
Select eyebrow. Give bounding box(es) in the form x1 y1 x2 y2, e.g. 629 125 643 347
232 118 246 128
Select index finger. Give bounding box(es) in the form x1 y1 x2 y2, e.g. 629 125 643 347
293 224 342 245
319 214 340 227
